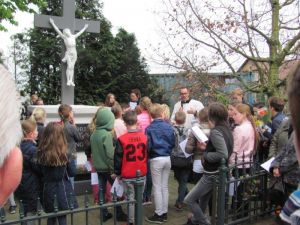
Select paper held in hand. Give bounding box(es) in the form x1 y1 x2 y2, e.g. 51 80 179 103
191 126 208 143
260 157 275 172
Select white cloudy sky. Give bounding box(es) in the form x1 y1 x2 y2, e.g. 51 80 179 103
0 0 169 73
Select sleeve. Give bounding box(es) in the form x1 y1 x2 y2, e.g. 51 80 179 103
170 102 179 123
268 127 280 158
114 139 123 176
72 125 82 142
146 128 153 153
204 129 228 163
104 134 114 172
229 127 242 165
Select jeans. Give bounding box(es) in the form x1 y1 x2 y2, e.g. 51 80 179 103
97 172 124 217
150 156 171 216
173 167 190 204
184 174 217 225
143 160 152 201
47 216 66 225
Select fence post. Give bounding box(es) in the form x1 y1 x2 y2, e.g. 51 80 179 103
217 159 227 225
134 170 144 225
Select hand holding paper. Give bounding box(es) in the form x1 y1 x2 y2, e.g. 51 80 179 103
191 126 208 143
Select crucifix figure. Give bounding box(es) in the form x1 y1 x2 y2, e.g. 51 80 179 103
34 0 100 104
50 18 88 86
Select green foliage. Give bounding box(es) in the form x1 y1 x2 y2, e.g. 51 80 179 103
0 0 46 31
13 0 164 105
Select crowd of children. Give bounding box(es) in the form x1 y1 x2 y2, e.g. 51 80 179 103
3 85 297 225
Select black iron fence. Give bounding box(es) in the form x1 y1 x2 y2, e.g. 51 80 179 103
212 159 273 225
0 172 145 225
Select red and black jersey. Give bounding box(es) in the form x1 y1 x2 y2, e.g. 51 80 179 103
115 131 148 178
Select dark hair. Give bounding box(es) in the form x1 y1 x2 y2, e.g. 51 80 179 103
122 110 137 126
131 89 141 99
253 102 265 109
268 96 285 112
288 65 300 142
175 111 186 125
208 102 229 126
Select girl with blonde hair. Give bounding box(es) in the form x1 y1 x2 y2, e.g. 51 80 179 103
30 107 46 143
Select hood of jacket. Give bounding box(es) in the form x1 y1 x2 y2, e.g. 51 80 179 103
96 108 115 131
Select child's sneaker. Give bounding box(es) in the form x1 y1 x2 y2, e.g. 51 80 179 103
145 213 164 224
162 213 168 222
175 203 183 211
9 205 17 214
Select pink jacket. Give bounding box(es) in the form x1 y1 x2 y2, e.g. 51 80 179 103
114 118 127 138
229 120 255 167
137 111 151 133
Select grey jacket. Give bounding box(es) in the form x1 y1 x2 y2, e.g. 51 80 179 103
268 119 290 159
270 132 300 186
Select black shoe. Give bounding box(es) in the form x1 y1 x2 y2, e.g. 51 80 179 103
103 212 113 222
145 213 164 224
162 213 167 222
9 205 17 214
183 219 199 225
117 212 128 222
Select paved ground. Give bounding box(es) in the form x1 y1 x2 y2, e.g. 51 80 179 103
2 171 278 225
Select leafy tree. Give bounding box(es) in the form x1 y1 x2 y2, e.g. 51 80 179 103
0 0 46 31
155 0 300 96
13 0 163 104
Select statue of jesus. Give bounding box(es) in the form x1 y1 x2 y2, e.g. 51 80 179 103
49 18 88 86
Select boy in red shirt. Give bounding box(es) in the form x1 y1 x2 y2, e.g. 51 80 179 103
114 110 148 225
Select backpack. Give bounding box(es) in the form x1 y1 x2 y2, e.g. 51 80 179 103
171 125 193 168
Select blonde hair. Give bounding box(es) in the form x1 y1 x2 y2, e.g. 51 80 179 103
21 119 37 137
175 111 186 125
161 104 170 120
149 103 164 119
30 107 46 123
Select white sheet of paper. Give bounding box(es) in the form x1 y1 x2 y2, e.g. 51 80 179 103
85 161 92 172
260 157 275 172
110 178 124 197
179 139 193 158
191 126 209 143
91 172 99 185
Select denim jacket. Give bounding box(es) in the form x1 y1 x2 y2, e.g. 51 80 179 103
146 119 175 159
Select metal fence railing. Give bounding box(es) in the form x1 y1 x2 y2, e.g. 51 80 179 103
0 171 145 225
212 159 273 225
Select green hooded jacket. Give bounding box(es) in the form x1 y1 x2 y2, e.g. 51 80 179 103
90 108 115 172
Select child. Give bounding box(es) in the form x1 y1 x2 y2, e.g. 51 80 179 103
58 104 81 188
37 122 78 225
90 108 127 222
30 107 46 144
111 103 127 138
171 111 191 211
15 120 40 222
145 104 175 223
114 110 148 225
186 107 210 183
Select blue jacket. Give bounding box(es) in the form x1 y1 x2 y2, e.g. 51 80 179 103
15 140 40 214
146 119 175 159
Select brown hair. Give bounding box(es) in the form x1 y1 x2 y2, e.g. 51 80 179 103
122 110 137 126
288 65 300 142
37 122 68 166
105 93 115 107
175 111 186 125
235 103 259 151
161 104 170 120
111 102 123 118
149 103 164 119
139 96 152 111
198 107 209 123
58 104 72 121
208 102 229 126
22 119 37 136
131 89 141 99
